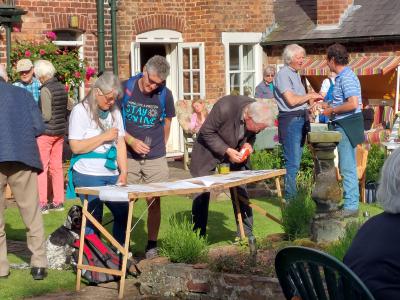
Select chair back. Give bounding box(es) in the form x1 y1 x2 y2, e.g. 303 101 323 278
275 246 375 300
356 145 368 180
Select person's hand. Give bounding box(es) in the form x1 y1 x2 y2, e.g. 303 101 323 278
323 106 334 117
129 138 150 155
308 92 324 103
242 143 253 154
102 128 119 142
226 147 243 163
117 173 127 186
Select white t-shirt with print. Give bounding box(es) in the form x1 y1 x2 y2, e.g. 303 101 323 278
69 103 125 176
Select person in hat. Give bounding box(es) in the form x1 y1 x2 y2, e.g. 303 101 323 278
13 58 41 103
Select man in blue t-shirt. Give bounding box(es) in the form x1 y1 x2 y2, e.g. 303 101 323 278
320 43 363 218
121 55 175 259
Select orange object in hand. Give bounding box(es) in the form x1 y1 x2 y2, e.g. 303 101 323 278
239 144 251 162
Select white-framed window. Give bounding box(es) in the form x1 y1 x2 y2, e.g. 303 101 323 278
222 32 263 97
178 42 205 100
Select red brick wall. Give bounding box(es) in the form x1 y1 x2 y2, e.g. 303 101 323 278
117 0 274 101
316 0 353 25
0 0 101 71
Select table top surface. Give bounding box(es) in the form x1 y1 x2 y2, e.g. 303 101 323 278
75 169 286 199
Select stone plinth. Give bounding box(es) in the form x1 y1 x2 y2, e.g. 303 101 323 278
308 131 346 243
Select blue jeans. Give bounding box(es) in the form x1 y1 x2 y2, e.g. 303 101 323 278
280 116 307 199
335 126 359 210
73 171 129 245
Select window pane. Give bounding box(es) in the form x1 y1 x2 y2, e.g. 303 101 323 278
193 71 200 93
230 72 240 95
243 72 255 97
183 48 190 69
192 48 199 69
229 45 239 71
184 94 192 100
183 72 191 94
243 45 254 71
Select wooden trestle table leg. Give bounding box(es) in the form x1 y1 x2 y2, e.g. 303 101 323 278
118 199 135 299
233 188 246 239
76 196 88 292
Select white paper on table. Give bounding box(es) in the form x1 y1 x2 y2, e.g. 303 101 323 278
156 181 205 190
99 187 129 202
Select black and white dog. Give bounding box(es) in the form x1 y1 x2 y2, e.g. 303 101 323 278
46 205 82 270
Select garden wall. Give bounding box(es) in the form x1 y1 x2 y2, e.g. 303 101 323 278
138 259 285 299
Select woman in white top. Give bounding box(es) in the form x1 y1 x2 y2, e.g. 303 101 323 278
67 72 128 245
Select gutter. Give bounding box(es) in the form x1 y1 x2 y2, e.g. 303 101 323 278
261 35 400 46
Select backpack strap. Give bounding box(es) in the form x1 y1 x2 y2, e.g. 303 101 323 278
121 72 167 127
121 73 143 128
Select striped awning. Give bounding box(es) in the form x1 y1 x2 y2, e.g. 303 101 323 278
300 56 400 76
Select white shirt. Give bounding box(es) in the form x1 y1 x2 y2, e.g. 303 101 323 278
320 76 335 94
69 103 125 176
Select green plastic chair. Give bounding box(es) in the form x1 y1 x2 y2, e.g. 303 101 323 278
275 246 375 300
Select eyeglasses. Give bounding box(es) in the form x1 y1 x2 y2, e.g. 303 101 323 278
265 74 275 78
144 71 165 87
96 89 115 102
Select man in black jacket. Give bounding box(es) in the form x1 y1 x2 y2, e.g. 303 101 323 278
190 95 274 238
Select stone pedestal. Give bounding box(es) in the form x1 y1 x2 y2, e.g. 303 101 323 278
308 131 346 243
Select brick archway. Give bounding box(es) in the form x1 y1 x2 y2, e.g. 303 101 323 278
49 14 88 32
133 14 184 35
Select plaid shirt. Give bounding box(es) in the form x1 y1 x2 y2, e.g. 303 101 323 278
13 77 41 103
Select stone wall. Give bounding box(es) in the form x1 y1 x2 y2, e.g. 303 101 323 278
138 261 285 299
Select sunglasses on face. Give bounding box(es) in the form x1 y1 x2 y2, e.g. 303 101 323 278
144 71 165 87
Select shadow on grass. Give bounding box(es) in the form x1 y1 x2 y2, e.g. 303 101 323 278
4 223 30 263
171 210 236 245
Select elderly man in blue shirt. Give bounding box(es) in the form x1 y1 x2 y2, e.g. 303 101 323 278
13 59 41 103
273 44 322 199
319 43 364 218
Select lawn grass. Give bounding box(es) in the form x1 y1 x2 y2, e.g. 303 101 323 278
1 196 382 299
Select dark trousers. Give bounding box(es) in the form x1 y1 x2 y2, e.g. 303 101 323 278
192 164 253 237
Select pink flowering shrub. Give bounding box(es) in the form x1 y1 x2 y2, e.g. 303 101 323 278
10 32 96 98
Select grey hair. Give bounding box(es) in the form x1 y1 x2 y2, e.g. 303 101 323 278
82 71 122 131
377 148 400 213
263 65 276 76
145 55 170 80
247 101 275 127
282 44 306 65
0 64 8 81
34 60 56 80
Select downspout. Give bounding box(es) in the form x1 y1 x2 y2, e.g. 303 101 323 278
5 24 11 72
109 0 118 75
96 0 105 73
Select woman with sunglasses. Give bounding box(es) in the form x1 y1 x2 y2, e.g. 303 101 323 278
66 72 129 245
255 65 276 99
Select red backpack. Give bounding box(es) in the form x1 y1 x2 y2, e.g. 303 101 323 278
72 234 135 284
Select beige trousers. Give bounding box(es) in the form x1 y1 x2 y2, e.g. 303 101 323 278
0 162 47 276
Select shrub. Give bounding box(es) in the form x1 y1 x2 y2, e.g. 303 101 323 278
9 32 95 100
250 146 284 170
250 145 314 191
159 216 208 264
366 144 385 182
281 189 316 240
327 221 362 261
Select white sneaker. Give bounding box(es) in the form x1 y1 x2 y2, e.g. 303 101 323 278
145 248 159 260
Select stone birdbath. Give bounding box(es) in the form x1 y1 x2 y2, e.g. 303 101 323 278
308 131 345 243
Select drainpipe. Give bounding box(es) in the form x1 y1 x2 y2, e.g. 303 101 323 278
109 0 118 75
96 0 105 73
5 24 11 71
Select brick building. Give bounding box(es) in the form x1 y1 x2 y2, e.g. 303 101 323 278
0 0 275 154
262 0 400 109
